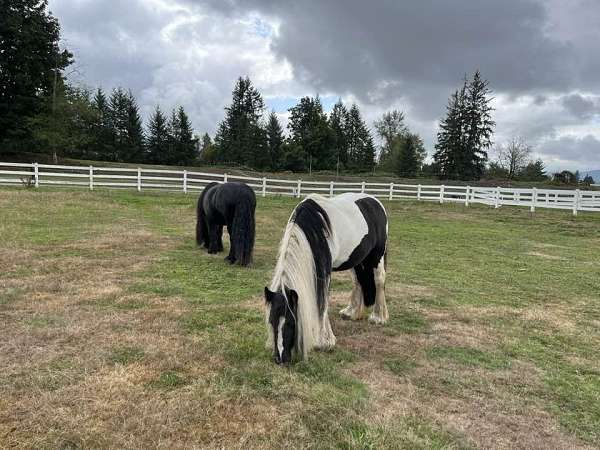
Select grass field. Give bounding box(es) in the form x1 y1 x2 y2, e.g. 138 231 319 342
1 187 599 449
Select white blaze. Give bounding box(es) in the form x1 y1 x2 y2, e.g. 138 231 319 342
277 316 285 358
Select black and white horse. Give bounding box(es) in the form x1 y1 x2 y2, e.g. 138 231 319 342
196 182 256 266
264 192 388 364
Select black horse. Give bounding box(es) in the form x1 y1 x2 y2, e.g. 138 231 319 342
196 182 256 266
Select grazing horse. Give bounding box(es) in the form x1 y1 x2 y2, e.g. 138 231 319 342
264 192 388 364
196 182 256 266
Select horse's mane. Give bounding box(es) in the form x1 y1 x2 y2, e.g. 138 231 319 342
269 196 332 358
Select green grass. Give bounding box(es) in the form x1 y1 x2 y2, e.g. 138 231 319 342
108 346 145 365
1 187 599 448
426 345 511 370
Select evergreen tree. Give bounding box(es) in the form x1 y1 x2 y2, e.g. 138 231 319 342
394 133 427 177
122 91 144 163
108 87 129 161
518 159 546 181
155 105 195 166
90 88 114 161
266 111 284 170
329 100 348 173
166 108 180 165
433 82 467 179
146 106 170 164
175 106 196 165
374 110 408 170
434 71 495 180
29 82 95 160
345 104 375 171
582 175 595 185
287 96 335 172
0 0 73 154
214 76 267 168
464 70 495 179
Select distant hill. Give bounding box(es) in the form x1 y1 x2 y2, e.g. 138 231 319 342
582 170 600 183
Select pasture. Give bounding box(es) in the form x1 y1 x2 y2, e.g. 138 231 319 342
1 187 599 449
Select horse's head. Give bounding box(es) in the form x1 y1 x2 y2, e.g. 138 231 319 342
264 286 298 365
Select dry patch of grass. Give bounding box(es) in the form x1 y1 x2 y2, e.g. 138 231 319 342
526 251 566 261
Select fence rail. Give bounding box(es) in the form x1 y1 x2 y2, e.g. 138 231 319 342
1 161 598 216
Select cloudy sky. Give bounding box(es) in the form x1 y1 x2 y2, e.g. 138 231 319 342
49 0 599 171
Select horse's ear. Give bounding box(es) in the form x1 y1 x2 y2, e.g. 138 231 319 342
264 287 275 303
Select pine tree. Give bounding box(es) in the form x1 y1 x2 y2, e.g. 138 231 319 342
434 72 495 180
122 91 144 163
175 106 196 165
433 84 467 179
287 96 335 172
166 108 180 165
214 76 267 167
329 100 348 173
0 0 73 154
108 87 129 161
90 88 114 161
345 104 375 172
146 106 169 164
464 70 495 179
266 111 284 170
518 159 547 181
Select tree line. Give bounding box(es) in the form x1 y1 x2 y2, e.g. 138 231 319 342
2 0 591 184
203 77 378 173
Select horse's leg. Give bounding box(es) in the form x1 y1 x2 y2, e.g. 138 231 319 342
368 257 388 324
207 221 221 254
319 303 337 350
216 224 224 252
339 268 364 320
225 223 235 263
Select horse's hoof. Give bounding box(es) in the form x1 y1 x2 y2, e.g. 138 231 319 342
368 314 387 325
224 256 235 264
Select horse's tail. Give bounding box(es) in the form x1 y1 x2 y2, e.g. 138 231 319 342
231 190 256 266
196 182 218 247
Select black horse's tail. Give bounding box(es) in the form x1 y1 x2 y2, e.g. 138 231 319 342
196 182 218 248
231 192 256 266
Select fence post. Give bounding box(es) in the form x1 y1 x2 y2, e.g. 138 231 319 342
495 186 500 208
297 180 301 198
573 189 580 216
262 177 267 197
389 182 394 201
417 184 422 201
329 181 334 197
183 170 187 193
361 181 365 194
34 163 39 188
439 185 445 204
89 165 94 191
224 173 228 183
137 168 142 192
531 188 537 213
465 186 470 206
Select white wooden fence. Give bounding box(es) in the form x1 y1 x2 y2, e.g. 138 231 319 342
1 161 599 216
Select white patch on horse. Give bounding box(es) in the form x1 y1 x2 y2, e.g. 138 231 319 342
306 193 372 268
277 316 285 358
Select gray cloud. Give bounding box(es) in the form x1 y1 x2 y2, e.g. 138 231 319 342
50 0 600 171
561 94 599 120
